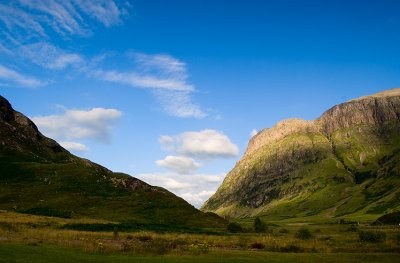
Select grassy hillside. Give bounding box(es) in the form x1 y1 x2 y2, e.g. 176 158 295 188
0 95 226 231
202 89 400 222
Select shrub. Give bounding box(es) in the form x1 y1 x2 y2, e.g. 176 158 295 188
250 242 265 249
346 224 358 232
395 233 400 245
358 230 386 243
318 235 333 241
137 235 152 242
294 228 313 240
254 217 267 233
188 242 209 255
279 228 289 234
279 244 303 253
227 222 243 233
113 227 119 239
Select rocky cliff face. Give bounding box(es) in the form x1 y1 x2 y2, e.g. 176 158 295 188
202 89 400 220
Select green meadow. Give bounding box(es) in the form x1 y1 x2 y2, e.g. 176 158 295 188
0 211 399 262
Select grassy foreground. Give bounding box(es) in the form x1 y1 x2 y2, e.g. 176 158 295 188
0 211 399 262
0 243 399 263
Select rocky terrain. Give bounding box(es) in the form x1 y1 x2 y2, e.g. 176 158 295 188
0 95 225 230
202 89 400 221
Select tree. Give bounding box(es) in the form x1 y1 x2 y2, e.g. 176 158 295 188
227 222 243 233
254 217 267 233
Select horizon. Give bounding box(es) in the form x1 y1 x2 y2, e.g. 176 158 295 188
1 0 400 207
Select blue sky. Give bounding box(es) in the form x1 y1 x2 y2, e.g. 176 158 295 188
1 0 400 207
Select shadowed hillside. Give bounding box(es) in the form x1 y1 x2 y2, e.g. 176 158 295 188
0 95 225 231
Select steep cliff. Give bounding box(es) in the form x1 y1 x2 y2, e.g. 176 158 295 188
202 89 400 221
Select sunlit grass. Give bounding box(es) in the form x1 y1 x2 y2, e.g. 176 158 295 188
0 211 399 257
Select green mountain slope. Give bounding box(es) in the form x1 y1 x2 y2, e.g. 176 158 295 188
202 89 400 222
0 95 225 230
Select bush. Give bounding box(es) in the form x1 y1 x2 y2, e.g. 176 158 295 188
358 230 386 243
346 225 358 232
254 217 267 233
395 233 400 245
279 244 303 253
250 242 265 249
279 228 289 234
227 222 243 233
294 228 313 240
137 235 152 242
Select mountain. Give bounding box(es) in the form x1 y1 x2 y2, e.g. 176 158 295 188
0 95 225 230
202 89 400 222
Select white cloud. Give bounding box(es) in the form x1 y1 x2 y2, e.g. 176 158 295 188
18 42 83 70
136 172 225 207
200 174 224 183
156 155 203 174
91 52 206 118
179 192 203 204
159 130 239 159
250 129 258 137
59 141 89 152
0 64 45 87
32 107 122 142
179 190 216 204
138 173 192 190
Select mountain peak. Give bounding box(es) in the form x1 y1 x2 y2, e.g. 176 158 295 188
349 88 400 102
246 118 318 156
0 95 14 122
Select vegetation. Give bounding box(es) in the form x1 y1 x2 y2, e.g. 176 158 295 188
294 228 313 240
0 211 399 259
227 222 243 233
1 244 399 263
253 217 267 233
358 230 387 243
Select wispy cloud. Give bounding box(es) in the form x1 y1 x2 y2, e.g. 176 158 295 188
0 3 46 40
18 42 83 70
153 89 206 118
159 130 239 159
0 0 129 87
91 69 193 92
0 64 45 87
32 107 122 142
0 0 128 39
92 52 206 118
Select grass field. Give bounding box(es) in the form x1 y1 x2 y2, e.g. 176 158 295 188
0 211 399 262
0 244 399 263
